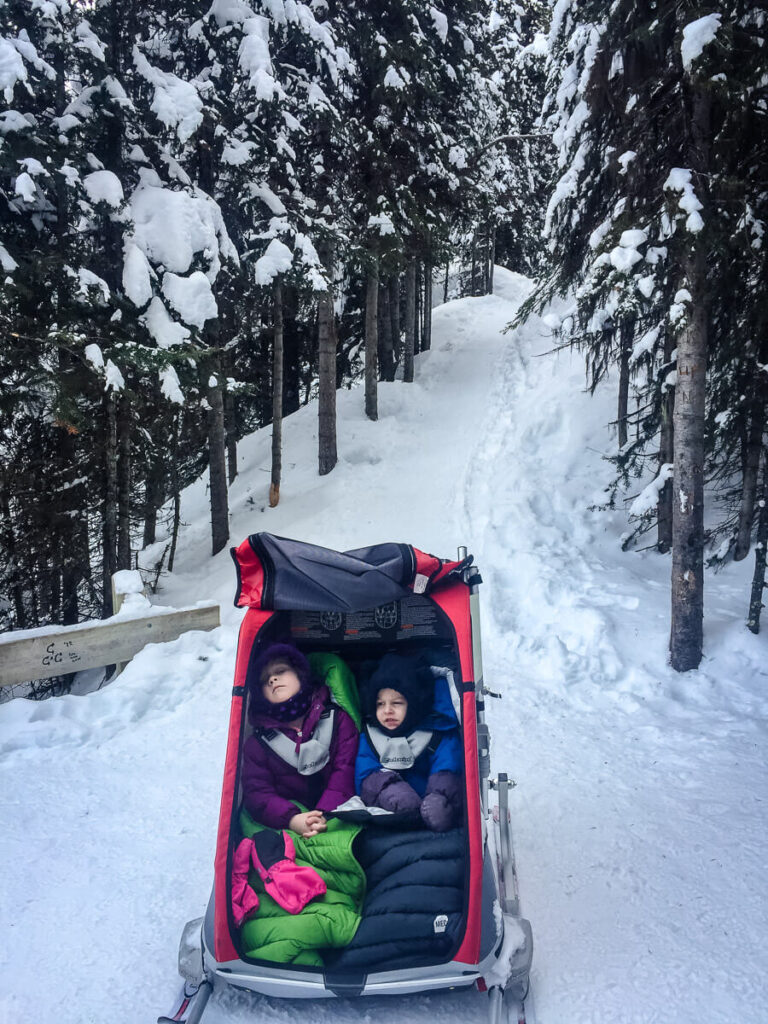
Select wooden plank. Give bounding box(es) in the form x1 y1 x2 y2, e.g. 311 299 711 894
0 605 220 688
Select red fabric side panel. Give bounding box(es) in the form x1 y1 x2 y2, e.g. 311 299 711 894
431 587 482 965
233 536 265 608
214 608 273 962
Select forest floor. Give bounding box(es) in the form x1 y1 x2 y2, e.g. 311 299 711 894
1 268 767 1023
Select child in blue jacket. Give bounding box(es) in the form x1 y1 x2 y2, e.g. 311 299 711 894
355 653 463 831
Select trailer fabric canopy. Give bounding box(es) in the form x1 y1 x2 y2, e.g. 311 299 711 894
230 533 471 612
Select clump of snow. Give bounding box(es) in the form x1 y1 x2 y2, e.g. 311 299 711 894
84 343 104 369
123 243 153 307
609 246 642 273
383 65 406 90
663 168 704 232
254 238 293 286
617 150 636 174
162 271 218 329
133 47 203 144
141 297 191 349
429 7 449 43
83 170 124 208
367 212 395 236
14 171 36 202
630 463 673 516
69 266 110 305
631 325 660 364
75 20 107 62
0 37 27 101
129 175 237 277
113 569 145 596
0 242 18 272
681 13 721 71
160 365 184 405
619 229 647 249
104 358 125 392
636 275 655 299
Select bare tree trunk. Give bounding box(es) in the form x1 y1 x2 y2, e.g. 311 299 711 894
617 318 633 450
318 244 337 476
443 261 449 304
378 278 394 382
224 378 238 486
389 274 401 369
423 261 432 351
404 261 416 383
658 331 675 553
142 449 164 549
102 393 119 615
670 248 708 671
208 369 230 555
167 412 182 573
414 260 421 356
471 232 478 296
734 405 764 560
270 279 284 506
746 452 768 633
365 256 379 420
488 224 496 294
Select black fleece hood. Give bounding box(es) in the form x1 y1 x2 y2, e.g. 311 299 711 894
360 653 435 737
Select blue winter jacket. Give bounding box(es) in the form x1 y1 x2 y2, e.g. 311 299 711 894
355 679 463 797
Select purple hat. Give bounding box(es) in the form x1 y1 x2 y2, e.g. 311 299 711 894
248 642 316 723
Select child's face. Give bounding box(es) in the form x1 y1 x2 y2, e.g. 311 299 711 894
376 688 408 730
261 661 302 703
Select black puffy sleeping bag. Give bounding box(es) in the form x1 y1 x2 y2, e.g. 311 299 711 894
330 826 466 971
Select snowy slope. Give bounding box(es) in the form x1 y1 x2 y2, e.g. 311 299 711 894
1 269 767 1024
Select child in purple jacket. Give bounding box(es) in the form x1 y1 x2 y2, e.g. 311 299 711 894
242 643 358 838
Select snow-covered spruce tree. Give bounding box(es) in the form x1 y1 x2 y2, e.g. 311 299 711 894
0 0 137 630
487 0 551 280
536 1 766 670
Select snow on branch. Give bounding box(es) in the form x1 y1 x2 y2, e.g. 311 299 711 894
630 464 673 517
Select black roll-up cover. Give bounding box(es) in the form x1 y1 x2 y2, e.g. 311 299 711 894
234 532 417 611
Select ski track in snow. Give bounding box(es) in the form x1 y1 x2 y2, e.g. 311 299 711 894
2 267 767 1024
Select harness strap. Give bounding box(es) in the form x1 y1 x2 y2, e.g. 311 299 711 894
255 706 336 776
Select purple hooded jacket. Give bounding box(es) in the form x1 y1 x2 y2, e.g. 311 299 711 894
242 684 358 830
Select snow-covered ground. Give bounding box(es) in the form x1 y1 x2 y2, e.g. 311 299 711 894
2 268 767 1024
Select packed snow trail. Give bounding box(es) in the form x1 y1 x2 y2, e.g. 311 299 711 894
1 268 767 1023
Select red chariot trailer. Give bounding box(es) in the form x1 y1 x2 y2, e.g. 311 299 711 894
161 533 533 1024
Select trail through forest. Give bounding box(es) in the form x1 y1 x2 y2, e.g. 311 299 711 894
1 271 767 1024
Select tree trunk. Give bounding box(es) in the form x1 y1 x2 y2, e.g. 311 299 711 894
168 412 182 573
378 278 394 382
471 233 478 296
389 274 401 369
208 369 230 555
669 249 708 671
415 260 422 356
488 224 496 294
669 79 711 672
317 245 337 476
404 261 416 383
443 261 449 304
142 438 165 549
734 404 764 560
224 377 238 486
746 452 768 633
658 331 675 554
423 261 432 351
102 393 119 615
365 256 379 420
270 279 284 506
617 318 633 450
